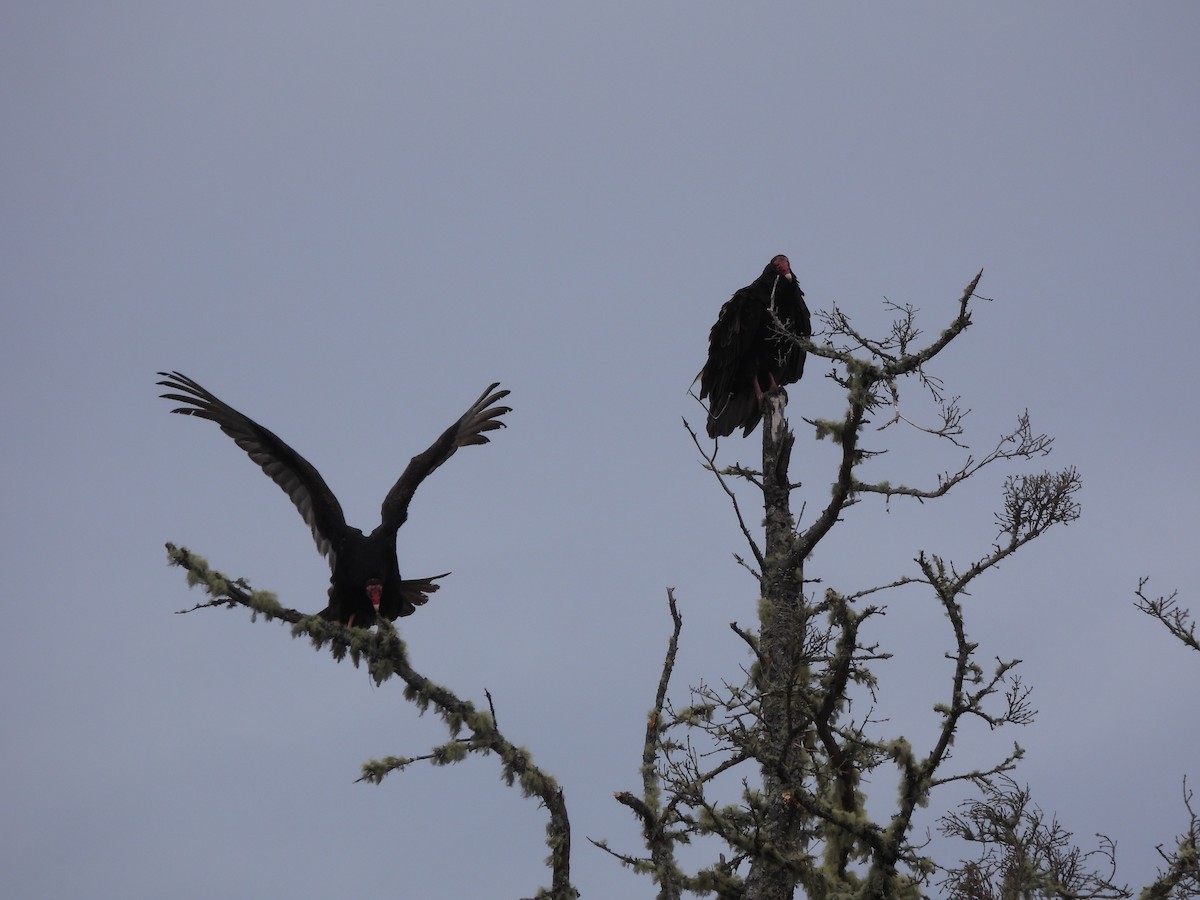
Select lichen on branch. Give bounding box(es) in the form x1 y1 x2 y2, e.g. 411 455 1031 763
164 542 577 900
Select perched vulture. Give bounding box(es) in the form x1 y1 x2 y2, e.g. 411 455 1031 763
699 255 812 438
159 372 510 628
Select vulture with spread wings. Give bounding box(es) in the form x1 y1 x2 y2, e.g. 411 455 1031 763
159 372 510 628
699 255 812 438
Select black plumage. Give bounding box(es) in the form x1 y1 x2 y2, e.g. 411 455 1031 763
158 372 510 627
699 255 812 438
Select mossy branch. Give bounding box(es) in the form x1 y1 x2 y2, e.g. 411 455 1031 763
164 542 577 900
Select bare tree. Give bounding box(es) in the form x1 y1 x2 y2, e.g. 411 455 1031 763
598 273 1090 899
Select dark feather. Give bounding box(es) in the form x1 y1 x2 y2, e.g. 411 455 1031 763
158 371 346 563
698 256 811 438
380 382 510 531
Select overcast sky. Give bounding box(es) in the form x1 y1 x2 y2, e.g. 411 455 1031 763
2 4 1198 898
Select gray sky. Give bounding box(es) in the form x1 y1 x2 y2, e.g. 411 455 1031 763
2 4 1197 897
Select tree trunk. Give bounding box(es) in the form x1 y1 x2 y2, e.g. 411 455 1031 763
744 391 811 900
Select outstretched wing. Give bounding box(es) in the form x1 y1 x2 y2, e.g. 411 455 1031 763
378 383 511 532
158 371 348 561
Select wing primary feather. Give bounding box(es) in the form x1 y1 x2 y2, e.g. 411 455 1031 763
157 371 347 562
378 382 511 531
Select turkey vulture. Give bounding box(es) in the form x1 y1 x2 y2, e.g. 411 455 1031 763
159 372 510 628
699 255 812 438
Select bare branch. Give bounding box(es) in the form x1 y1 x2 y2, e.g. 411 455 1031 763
922 467 1083 599
685 416 766 573
854 411 1055 502
1136 580 1199 654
